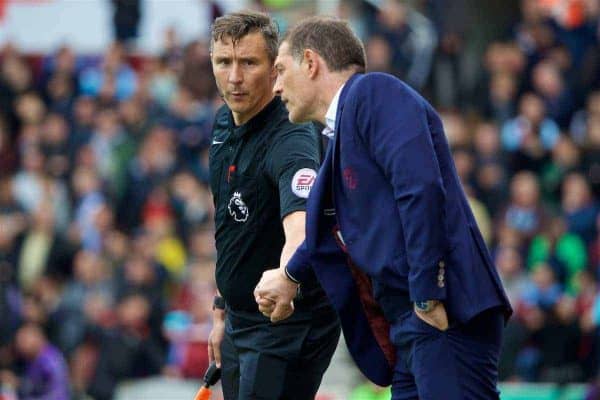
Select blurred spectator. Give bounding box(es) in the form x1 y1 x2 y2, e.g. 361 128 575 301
170 171 211 238
371 0 437 90
68 96 97 158
11 145 71 232
496 246 529 308
118 124 176 230
55 250 113 354
40 46 79 117
473 121 510 216
531 59 576 129
0 117 17 176
87 294 164 400
111 0 141 45
15 202 77 289
0 323 69 400
502 92 561 173
79 43 137 102
536 296 584 383
179 40 216 101
561 172 599 245
527 216 587 293
71 167 107 253
0 51 34 131
145 55 179 109
513 0 557 73
521 262 563 310
89 107 135 195
0 261 21 350
501 171 548 244
570 91 600 144
476 42 527 123
365 35 394 75
581 114 600 198
539 136 580 207
162 281 213 379
40 113 71 180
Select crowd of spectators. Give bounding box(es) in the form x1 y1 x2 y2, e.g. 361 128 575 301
0 0 599 399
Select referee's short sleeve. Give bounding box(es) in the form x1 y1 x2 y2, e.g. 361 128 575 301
267 125 320 220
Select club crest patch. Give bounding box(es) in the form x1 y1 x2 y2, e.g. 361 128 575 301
291 168 317 198
228 192 249 222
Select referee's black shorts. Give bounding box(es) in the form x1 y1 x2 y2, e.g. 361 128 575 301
220 306 340 400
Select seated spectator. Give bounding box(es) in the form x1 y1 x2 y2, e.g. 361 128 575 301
79 43 137 102
570 90 600 145
11 146 71 232
86 294 164 400
71 167 107 253
372 0 437 90
0 323 70 400
55 250 114 354
40 113 71 180
531 59 576 129
15 202 77 289
496 246 529 308
528 216 587 293
0 261 21 350
162 281 212 379
521 262 564 310
561 172 599 245
539 136 580 207
501 93 561 173
485 71 520 125
501 171 548 244
538 296 584 383
581 114 600 198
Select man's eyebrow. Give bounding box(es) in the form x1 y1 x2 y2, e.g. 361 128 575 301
238 56 260 62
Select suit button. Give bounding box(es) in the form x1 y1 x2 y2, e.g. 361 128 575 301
438 281 445 288
439 261 445 268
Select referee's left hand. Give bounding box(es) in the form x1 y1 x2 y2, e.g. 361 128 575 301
254 268 298 322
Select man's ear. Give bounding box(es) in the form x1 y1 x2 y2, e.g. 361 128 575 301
303 49 320 79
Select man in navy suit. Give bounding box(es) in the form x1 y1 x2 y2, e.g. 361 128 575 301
255 16 513 399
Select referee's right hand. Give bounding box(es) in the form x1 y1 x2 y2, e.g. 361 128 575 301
208 309 226 368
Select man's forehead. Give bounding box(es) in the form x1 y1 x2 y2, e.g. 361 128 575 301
275 42 292 64
212 32 268 54
278 41 290 56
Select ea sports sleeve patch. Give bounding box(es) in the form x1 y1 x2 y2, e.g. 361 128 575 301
290 168 317 199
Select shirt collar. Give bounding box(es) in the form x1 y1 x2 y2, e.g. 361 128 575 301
322 84 345 139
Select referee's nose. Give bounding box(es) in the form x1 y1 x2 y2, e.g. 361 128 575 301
228 62 243 85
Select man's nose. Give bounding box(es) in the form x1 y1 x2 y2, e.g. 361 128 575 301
273 75 282 96
228 63 243 84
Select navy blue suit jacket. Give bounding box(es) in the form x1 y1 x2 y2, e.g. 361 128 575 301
287 73 512 386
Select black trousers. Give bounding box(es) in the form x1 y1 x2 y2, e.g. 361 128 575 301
220 307 340 400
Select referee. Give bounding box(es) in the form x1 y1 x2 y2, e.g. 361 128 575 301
207 11 340 400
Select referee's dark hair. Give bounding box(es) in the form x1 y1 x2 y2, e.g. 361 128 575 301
284 16 366 74
210 10 279 62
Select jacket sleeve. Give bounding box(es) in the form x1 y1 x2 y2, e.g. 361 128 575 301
285 239 313 284
353 75 448 302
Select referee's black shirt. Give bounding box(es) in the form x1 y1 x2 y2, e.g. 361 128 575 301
209 96 322 312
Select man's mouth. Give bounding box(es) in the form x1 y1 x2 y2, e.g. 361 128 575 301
229 92 248 99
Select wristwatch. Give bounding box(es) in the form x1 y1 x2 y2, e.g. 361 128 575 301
414 300 439 313
213 295 226 311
